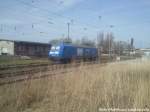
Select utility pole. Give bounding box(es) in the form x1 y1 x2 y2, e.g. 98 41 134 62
109 25 114 61
97 16 102 63
0 24 3 32
67 22 70 41
109 33 111 60
131 38 134 52
97 33 101 63
119 41 121 57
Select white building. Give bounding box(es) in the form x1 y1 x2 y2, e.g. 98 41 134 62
140 49 150 60
0 40 14 55
0 39 50 57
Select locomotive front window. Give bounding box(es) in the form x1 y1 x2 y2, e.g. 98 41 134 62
51 46 60 51
51 46 55 50
56 46 60 50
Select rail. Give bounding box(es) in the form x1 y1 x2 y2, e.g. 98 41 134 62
0 61 102 86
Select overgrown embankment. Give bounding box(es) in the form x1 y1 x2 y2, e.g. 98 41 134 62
0 60 150 112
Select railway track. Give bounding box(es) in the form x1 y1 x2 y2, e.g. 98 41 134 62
0 62 97 78
0 61 101 86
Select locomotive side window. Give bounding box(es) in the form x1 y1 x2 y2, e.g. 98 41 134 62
77 48 83 56
85 49 90 56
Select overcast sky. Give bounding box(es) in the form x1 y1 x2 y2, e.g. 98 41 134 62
0 0 150 48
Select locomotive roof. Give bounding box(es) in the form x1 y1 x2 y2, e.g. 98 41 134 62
59 43 97 49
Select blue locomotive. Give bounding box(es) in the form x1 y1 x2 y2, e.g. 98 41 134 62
49 43 98 63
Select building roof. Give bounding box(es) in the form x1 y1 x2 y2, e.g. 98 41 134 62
59 42 97 49
0 39 50 45
140 48 150 52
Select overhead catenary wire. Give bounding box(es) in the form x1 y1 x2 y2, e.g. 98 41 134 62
0 24 3 32
0 0 114 37
15 0 103 30
1 0 150 34
0 0 104 37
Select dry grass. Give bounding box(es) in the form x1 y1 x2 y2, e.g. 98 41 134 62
0 59 150 112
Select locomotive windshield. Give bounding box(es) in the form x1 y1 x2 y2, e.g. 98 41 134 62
51 46 60 51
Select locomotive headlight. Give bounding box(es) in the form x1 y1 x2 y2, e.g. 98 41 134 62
50 51 54 54
49 51 59 56
55 51 59 55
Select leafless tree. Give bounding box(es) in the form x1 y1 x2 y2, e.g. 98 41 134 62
80 37 96 47
97 32 114 54
97 32 104 51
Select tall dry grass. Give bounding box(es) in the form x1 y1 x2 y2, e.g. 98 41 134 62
0 59 150 112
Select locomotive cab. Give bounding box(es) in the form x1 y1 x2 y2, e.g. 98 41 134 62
49 45 62 61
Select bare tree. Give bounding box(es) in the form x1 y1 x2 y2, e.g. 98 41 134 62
97 32 114 54
81 37 96 47
97 32 104 52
